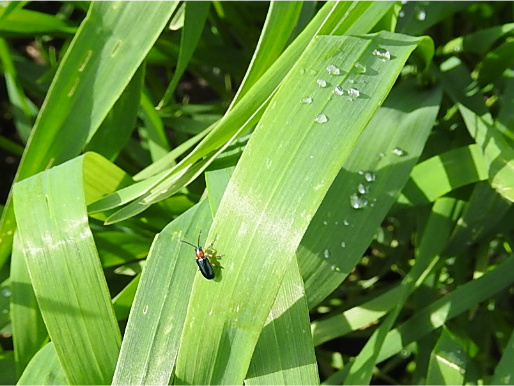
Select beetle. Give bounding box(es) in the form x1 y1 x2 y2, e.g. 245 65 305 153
180 231 223 280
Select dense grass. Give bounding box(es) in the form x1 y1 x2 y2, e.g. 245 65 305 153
1 1 514 385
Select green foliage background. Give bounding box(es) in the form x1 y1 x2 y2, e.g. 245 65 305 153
0 1 514 385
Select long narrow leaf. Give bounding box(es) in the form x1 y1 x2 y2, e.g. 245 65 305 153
12 153 131 384
174 32 432 385
0 1 178 269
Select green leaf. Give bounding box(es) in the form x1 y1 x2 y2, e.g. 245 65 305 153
299 79 442 308
230 1 303 107
440 23 514 55
246 259 319 385
0 8 76 36
475 40 514 86
439 57 514 203
0 38 37 142
0 1 178 270
85 64 144 161
396 2 469 36
17 343 67 385
492 325 514 384
376 255 514 364
90 1 396 222
11 233 47 378
312 285 402 347
426 327 468 385
344 197 463 385
398 144 488 205
0 351 16 385
112 200 212 385
138 90 170 162
158 1 210 108
174 32 432 385
444 182 511 257
12 153 131 384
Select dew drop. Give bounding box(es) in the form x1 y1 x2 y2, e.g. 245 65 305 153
373 48 391 61
354 62 367 74
364 172 376 182
300 96 313 104
341 241 346 248
393 147 407 156
324 249 331 258
143 305 149 314
358 170 364 175
333 85 344 96
299 67 306 75
315 113 328 124
330 264 337 271
416 9 426 21
350 193 368 209
347 87 360 99
357 183 368 194
317 79 327 88
326 64 341 75
323 220 328 225
1 288 11 297
2 309 8 314
343 219 350 226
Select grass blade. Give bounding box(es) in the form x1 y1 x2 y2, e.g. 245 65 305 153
246 259 319 385
438 57 514 203
17 343 67 385
298 79 442 308
12 153 131 384
158 1 210 109
11 233 47 377
112 200 212 385
230 1 303 107
376 255 514 364
426 327 468 385
174 32 432 384
0 1 178 269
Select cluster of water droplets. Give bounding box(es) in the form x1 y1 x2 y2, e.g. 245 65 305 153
300 46 392 125
350 170 377 210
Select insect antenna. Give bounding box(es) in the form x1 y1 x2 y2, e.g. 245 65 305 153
197 229 202 246
180 239 197 248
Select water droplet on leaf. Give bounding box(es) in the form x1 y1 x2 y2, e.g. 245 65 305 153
354 62 367 74
393 147 407 156
373 48 391 61
333 86 344 95
350 193 368 209
315 113 328 124
364 172 376 182
347 87 360 99
326 64 341 75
